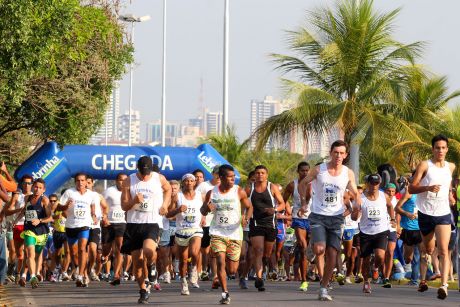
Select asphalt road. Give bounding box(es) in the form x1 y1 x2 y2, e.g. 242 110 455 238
5 279 460 307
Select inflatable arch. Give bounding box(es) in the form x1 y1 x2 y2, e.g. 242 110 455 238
14 142 240 194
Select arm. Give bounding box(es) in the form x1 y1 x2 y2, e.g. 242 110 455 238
0 180 9 202
408 161 436 194
5 193 20 216
272 184 285 213
282 182 294 203
166 194 186 218
121 176 138 211
200 190 215 216
239 187 252 228
394 192 414 219
37 197 53 224
1 162 14 182
298 166 319 207
346 170 361 207
385 194 396 228
159 175 172 216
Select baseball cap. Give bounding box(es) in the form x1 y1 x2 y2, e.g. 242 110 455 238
365 173 381 185
137 156 153 175
212 165 221 174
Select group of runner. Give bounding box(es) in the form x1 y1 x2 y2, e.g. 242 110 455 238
0 134 457 304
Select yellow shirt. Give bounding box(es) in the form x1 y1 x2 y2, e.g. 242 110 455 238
53 210 66 233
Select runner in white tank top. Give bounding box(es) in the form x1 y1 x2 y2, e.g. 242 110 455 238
408 134 456 299
101 173 128 286
352 173 395 294
383 183 398 288
200 164 252 305
59 173 98 288
167 173 204 293
298 140 361 301
120 156 172 304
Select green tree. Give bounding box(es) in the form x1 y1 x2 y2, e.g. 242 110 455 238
0 0 132 150
253 0 423 178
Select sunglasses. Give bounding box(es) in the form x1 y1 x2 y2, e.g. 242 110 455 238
50 200 58 202
22 182 33 185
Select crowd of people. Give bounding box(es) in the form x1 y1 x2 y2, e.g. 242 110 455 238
0 135 457 304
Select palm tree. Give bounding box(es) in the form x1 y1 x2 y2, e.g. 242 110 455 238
253 0 423 178
201 126 249 172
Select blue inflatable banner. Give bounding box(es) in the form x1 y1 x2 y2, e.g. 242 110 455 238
14 142 239 194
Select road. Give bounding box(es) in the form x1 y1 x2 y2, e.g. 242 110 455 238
5 279 460 307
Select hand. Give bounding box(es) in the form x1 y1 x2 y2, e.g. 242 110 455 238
207 202 217 212
135 193 144 203
264 208 276 215
31 219 40 226
406 212 417 220
242 218 248 228
92 216 98 225
101 215 110 227
159 206 168 216
390 220 396 228
0 162 7 173
200 216 206 227
298 205 308 217
179 205 187 213
67 198 74 207
428 185 441 193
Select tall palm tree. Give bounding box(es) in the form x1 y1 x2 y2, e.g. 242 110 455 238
253 0 423 178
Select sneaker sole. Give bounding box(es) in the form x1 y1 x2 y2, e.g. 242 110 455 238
437 288 447 300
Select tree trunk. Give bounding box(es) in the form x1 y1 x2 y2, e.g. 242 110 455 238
349 142 360 184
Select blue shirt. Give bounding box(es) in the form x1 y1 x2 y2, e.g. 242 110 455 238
400 194 419 230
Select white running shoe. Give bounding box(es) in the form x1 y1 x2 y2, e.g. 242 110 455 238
181 278 190 295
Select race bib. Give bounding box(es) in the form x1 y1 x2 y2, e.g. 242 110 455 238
136 201 153 212
111 209 125 221
25 210 38 221
184 215 196 225
216 210 239 226
323 187 338 206
74 207 87 219
367 206 383 221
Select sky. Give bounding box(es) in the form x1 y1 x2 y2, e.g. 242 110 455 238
118 0 460 141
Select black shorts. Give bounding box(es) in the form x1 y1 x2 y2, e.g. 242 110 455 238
53 231 67 250
400 229 422 246
243 230 250 243
121 223 160 255
102 223 126 244
89 228 101 244
249 225 276 242
359 230 389 258
201 226 211 248
353 232 360 247
418 211 453 236
388 231 397 243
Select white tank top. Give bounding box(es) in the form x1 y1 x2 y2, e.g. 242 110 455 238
176 191 203 231
60 188 97 228
388 196 397 232
292 179 311 219
416 160 452 216
209 185 242 241
127 172 164 224
311 163 349 216
359 191 389 235
103 186 125 224
15 193 27 225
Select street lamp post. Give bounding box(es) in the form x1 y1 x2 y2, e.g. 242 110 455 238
119 14 151 146
222 0 229 135
161 0 167 147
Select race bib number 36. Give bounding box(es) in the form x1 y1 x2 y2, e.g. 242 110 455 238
136 202 152 212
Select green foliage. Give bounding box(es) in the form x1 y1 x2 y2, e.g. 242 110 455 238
0 0 132 150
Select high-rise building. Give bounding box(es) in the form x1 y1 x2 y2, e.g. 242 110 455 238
205 111 222 136
118 109 140 145
145 121 179 146
250 96 283 150
89 82 120 144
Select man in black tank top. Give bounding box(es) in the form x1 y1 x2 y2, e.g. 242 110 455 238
245 165 285 292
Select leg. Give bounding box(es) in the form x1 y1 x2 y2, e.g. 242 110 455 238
295 227 308 282
420 231 436 281
250 236 265 279
321 246 338 288
113 236 124 279
131 249 145 289
178 245 189 278
384 241 396 279
77 238 89 278
434 224 451 286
